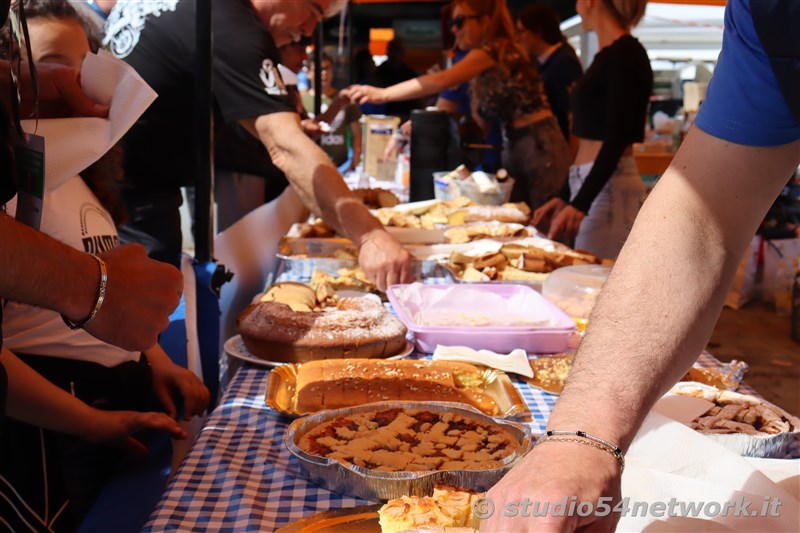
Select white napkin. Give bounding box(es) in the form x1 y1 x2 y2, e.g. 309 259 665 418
21 50 157 191
432 345 533 377
617 411 799 531
653 392 715 424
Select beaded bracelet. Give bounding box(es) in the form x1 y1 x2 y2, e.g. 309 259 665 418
534 430 625 472
62 255 107 330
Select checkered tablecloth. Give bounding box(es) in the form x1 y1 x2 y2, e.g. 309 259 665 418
144 350 762 532
145 264 800 531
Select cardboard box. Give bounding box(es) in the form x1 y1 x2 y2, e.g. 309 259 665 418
363 115 399 182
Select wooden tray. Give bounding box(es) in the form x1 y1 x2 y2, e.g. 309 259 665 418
277 505 381 532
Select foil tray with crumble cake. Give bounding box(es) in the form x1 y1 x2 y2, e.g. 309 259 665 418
285 401 531 501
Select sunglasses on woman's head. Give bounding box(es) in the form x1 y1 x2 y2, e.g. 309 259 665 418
449 14 481 29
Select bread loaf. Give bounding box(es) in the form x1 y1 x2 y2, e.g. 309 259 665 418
294 359 498 415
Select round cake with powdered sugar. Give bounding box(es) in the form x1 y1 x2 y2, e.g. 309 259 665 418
237 283 407 363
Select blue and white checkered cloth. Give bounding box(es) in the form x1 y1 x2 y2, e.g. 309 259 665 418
144 267 794 531
144 350 770 532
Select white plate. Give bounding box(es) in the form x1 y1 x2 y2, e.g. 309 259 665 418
224 335 415 368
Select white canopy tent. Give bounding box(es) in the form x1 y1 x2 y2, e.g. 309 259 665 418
562 2 726 100
562 2 726 63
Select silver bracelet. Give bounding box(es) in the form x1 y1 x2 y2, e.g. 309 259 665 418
535 430 625 472
62 255 107 330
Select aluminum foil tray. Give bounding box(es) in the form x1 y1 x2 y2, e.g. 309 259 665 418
277 237 359 277
285 401 531 501
671 382 800 458
278 254 454 283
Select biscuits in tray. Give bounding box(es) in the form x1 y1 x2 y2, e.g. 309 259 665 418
444 222 531 245
296 407 523 473
292 219 337 238
374 197 475 230
353 188 401 209
674 385 796 436
449 243 600 282
463 202 531 225
527 356 752 398
310 267 377 293
379 485 481 533
293 359 499 415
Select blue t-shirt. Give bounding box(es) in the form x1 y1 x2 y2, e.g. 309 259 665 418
439 49 471 114
695 0 800 146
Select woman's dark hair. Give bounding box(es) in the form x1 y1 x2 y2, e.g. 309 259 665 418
17 0 101 51
518 4 565 46
1 0 127 225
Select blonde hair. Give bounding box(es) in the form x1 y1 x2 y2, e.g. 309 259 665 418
602 0 647 29
452 0 528 61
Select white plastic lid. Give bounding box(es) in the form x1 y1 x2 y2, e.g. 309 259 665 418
541 265 612 321
544 265 611 294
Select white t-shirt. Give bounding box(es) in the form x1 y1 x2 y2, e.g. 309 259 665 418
3 175 139 366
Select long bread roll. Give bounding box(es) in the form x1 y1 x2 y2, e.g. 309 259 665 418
294 359 499 415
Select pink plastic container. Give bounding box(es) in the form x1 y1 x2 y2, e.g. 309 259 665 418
387 283 576 354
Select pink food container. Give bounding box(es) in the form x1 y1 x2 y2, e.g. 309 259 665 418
387 283 576 354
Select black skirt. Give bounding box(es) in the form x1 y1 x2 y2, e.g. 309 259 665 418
0 354 154 533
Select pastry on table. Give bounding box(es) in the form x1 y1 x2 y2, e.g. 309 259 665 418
379 485 482 533
525 354 575 394
310 267 377 294
463 202 531 224
353 188 400 209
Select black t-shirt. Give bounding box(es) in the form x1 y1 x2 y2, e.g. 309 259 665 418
563 35 652 213
104 0 296 193
0 107 15 206
538 43 583 140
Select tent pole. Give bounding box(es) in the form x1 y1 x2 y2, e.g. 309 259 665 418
314 18 323 118
347 1 354 84
194 0 214 262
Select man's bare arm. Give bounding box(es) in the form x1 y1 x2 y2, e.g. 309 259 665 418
550 128 800 446
483 128 800 532
1 212 98 321
240 112 412 290
0 214 182 351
